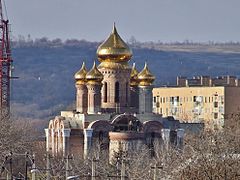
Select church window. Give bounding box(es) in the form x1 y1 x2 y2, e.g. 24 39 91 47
104 82 107 103
115 82 120 103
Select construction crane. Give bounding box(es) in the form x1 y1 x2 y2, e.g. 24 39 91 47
0 0 12 120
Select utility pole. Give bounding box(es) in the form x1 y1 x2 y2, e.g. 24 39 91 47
153 164 157 180
107 157 127 180
65 155 70 180
151 163 163 180
121 159 126 180
31 153 36 180
9 152 12 180
46 153 50 180
91 157 98 180
25 152 29 180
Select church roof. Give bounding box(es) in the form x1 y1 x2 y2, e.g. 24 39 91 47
130 63 139 86
86 62 103 83
75 62 87 84
138 62 155 86
97 23 132 63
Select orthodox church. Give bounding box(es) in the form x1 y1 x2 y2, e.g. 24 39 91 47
45 24 186 159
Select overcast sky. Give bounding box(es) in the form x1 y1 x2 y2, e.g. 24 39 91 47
6 0 240 42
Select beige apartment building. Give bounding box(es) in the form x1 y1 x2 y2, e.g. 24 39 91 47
153 76 240 129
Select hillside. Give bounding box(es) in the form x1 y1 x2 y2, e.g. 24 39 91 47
10 40 240 121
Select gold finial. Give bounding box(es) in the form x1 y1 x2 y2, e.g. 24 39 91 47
137 62 155 86
86 61 103 84
97 23 132 63
112 22 117 33
75 61 87 84
130 63 139 86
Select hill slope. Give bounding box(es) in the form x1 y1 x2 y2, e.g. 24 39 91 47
10 42 240 120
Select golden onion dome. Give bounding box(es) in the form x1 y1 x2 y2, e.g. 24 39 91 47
138 62 155 86
75 62 87 81
130 63 139 86
97 23 132 63
86 62 103 84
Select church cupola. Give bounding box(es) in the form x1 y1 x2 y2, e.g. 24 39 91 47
138 62 155 86
130 63 139 86
75 62 88 114
86 61 103 84
97 23 132 63
75 62 87 84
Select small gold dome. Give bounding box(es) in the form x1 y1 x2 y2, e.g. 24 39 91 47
86 62 103 84
138 62 155 86
130 63 139 86
75 62 87 80
97 23 132 63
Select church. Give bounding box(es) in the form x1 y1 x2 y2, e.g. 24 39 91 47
45 24 189 159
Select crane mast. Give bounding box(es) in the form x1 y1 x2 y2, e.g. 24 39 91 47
0 0 12 120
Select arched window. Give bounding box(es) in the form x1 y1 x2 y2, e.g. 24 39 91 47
103 82 107 103
115 82 120 103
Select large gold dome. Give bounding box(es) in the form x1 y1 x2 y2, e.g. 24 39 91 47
86 62 103 84
97 23 132 63
138 63 155 86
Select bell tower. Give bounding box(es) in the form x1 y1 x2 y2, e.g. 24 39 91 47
96 24 132 113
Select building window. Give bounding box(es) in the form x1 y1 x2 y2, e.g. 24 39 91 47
214 113 218 119
103 82 107 103
115 82 120 103
214 102 218 108
153 97 156 103
193 96 197 102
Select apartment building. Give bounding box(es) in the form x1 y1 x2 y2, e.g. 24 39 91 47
153 76 240 128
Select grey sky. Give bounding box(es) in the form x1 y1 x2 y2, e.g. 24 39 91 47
6 0 240 42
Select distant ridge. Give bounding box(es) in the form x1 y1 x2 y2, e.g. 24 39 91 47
10 39 240 121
